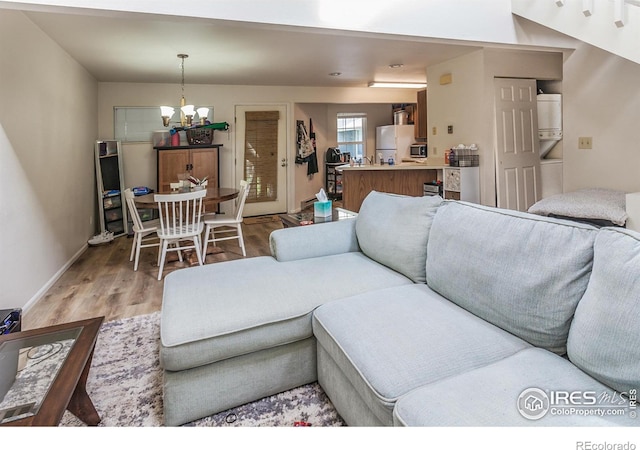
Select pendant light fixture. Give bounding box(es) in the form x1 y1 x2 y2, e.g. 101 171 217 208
160 54 209 127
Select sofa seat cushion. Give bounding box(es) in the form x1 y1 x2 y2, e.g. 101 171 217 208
160 253 412 371
568 227 640 394
426 201 598 354
393 348 637 426
312 284 530 426
356 191 442 283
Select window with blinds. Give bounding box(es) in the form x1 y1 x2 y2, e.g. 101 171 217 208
337 113 367 160
244 111 280 203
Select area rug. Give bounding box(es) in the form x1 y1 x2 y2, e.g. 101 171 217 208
60 312 345 427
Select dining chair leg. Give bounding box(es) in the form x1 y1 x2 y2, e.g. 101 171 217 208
158 240 169 280
176 245 183 262
193 237 204 266
237 224 247 257
156 240 162 267
133 233 143 271
202 224 211 257
129 236 136 262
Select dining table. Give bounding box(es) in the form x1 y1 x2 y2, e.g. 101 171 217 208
134 186 239 210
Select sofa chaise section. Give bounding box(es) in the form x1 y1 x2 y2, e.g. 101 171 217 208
160 218 414 426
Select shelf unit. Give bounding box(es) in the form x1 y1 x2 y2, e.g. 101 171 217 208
443 166 480 203
325 162 343 200
95 140 127 237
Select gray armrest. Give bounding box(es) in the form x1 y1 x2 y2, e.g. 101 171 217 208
269 218 360 262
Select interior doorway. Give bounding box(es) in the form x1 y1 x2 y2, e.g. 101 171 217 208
494 78 541 212
235 104 288 216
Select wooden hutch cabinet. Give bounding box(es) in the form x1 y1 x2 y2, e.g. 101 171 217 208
155 145 221 193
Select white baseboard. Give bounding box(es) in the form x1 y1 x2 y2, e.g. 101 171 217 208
21 243 89 315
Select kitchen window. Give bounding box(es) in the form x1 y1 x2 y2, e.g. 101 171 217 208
337 113 366 160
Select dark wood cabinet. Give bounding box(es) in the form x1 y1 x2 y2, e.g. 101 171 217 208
415 89 428 140
155 145 221 193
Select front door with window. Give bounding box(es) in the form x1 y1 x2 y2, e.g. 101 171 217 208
235 105 287 216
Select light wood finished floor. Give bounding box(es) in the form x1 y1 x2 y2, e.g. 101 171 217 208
23 217 284 330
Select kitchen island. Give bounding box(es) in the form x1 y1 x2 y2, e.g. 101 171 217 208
340 162 481 211
340 162 445 212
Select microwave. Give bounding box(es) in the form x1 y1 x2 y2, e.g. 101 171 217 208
410 144 427 158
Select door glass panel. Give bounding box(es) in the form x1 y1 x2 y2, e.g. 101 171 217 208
244 111 280 203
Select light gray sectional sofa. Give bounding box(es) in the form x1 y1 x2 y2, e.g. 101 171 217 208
159 191 640 427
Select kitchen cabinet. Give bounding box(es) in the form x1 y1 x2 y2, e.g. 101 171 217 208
415 89 427 140
341 165 438 212
325 162 343 200
443 167 480 203
95 140 127 237
155 145 221 193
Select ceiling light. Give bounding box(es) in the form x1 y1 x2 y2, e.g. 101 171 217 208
388 64 404 69
160 54 209 127
368 82 426 89
329 72 342 76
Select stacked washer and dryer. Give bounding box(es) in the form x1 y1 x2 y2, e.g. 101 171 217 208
537 93 563 198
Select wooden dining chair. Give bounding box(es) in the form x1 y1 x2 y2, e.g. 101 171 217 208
202 180 250 258
155 189 206 280
124 188 161 271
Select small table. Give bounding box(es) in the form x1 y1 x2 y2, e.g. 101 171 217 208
279 208 358 228
134 187 239 209
0 317 104 426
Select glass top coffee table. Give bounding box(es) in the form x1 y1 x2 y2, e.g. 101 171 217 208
0 316 103 426
279 207 358 228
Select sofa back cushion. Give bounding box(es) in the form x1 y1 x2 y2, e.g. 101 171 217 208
567 227 640 393
426 201 598 354
355 191 442 283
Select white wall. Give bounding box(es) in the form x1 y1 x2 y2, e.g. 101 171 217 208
98 83 415 214
0 10 98 312
562 41 640 193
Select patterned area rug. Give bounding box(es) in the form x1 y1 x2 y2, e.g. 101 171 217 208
60 312 345 427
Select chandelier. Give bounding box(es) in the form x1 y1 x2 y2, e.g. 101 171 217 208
160 54 209 127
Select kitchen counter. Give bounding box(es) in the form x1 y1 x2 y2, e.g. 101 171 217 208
341 161 443 212
339 162 448 171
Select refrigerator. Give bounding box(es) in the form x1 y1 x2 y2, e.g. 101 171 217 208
375 125 415 163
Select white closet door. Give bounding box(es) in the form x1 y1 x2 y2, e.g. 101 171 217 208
494 78 541 211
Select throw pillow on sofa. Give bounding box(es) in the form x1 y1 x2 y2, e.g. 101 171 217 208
355 191 442 283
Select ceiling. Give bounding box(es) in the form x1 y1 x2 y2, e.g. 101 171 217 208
23 10 484 88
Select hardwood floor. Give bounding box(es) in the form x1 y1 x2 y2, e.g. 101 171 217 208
23 217 284 330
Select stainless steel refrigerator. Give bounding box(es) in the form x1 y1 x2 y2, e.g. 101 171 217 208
375 125 414 163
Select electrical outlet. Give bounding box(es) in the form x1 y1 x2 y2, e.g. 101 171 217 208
432 126 437 135
578 137 592 149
